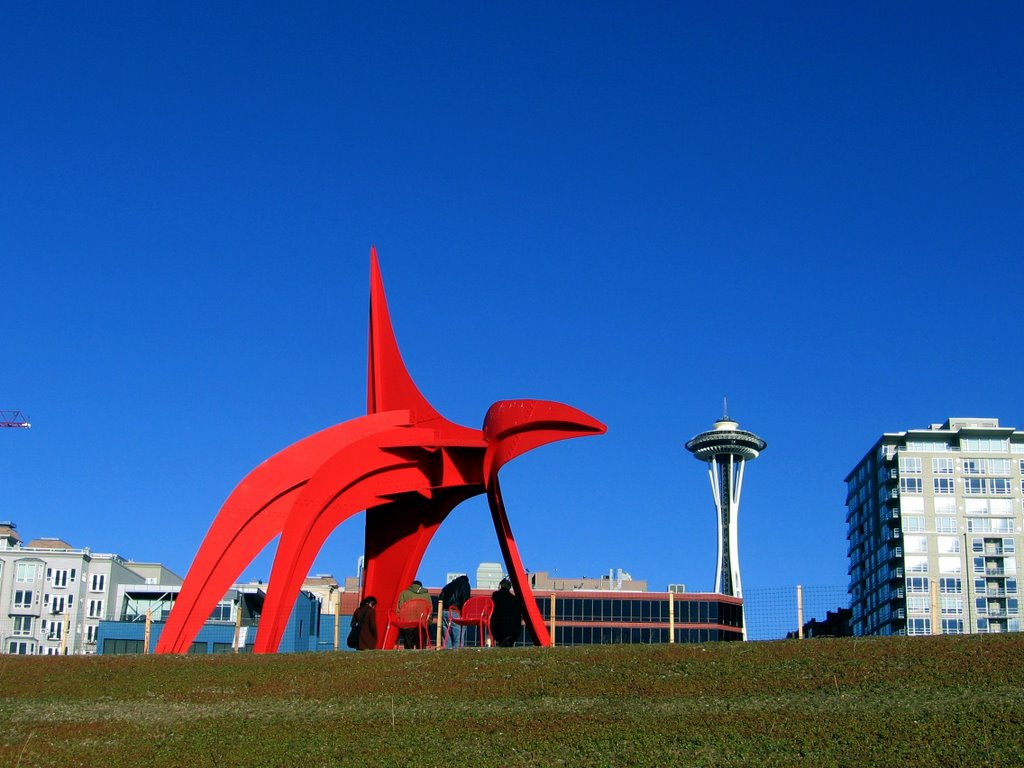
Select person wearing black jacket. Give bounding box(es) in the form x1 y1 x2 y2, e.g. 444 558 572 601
349 596 377 650
440 574 471 648
490 578 523 647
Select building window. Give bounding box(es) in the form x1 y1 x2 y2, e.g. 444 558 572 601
933 497 957 515
15 562 39 583
13 616 33 636
937 537 961 554
903 516 925 533
907 595 929 613
47 568 71 588
87 599 104 619
963 458 1012 475
939 577 962 594
85 625 99 644
906 577 929 593
906 440 951 452
933 478 956 494
1003 538 1016 554
902 496 925 514
936 517 958 534
940 597 964 615
900 477 923 494
966 477 1014 495
938 557 962 574
13 589 33 608
961 438 1009 453
906 556 929 573
941 619 964 634
90 573 106 592
932 457 954 474
7 641 31 655
907 618 931 635
900 457 923 474
990 499 1013 515
210 602 233 622
905 535 928 554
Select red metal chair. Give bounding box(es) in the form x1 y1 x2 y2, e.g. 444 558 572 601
390 600 432 649
446 595 494 648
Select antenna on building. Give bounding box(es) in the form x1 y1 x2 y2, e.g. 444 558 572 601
722 396 729 421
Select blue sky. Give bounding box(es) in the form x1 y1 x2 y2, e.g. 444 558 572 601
3 3 1022 599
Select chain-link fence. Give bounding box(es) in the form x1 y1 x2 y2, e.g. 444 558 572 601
743 584 849 641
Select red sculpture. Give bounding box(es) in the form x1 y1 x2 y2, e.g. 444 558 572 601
156 249 604 653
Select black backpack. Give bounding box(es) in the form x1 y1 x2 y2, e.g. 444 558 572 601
346 611 362 649
440 575 471 610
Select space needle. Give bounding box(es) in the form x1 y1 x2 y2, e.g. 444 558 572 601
685 402 766 620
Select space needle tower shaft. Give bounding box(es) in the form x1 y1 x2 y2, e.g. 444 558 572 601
685 404 766 602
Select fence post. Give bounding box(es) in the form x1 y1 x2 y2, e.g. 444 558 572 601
668 591 675 644
796 584 804 639
549 593 557 647
930 579 941 635
60 610 71 655
334 592 341 650
143 609 152 654
233 600 243 653
436 599 444 649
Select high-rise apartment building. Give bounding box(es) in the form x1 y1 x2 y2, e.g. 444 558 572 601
846 418 1024 637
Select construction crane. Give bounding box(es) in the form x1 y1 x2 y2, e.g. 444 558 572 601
0 410 31 428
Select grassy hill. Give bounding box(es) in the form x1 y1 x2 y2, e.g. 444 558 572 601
2 633 1023 767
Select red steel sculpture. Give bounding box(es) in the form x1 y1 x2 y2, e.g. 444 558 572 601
156 249 605 653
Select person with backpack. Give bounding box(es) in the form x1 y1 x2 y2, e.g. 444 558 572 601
440 574 471 648
348 595 377 650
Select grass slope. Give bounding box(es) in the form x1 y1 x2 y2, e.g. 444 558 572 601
2 634 1023 767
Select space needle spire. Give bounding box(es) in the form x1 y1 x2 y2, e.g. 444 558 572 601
685 405 766 610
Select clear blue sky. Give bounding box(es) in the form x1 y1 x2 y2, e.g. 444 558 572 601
3 3 1022 598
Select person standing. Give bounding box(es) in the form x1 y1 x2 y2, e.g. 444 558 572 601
440 574 471 648
350 596 377 651
490 578 523 647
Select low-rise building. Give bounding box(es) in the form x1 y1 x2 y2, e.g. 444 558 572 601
0 522 182 655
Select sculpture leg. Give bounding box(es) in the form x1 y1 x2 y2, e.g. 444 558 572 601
255 456 432 652
363 496 459 648
156 493 296 653
487 478 552 647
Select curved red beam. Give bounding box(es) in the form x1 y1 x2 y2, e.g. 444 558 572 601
254 427 440 652
155 411 416 654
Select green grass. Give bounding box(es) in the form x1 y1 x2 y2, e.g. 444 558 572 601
2 634 1024 767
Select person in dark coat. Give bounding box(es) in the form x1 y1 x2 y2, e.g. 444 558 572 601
351 596 378 650
440 574 471 648
490 578 523 647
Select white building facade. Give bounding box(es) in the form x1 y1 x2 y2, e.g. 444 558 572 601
846 418 1024 637
0 523 181 655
